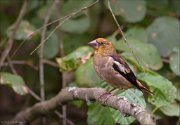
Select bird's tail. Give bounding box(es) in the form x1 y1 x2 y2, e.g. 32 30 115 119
136 80 153 95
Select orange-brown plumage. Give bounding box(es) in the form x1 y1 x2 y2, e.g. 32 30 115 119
88 38 152 95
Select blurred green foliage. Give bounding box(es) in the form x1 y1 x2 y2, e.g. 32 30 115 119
0 0 179 124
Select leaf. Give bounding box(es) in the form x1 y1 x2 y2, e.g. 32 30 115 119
0 72 28 95
61 15 90 34
137 72 177 107
43 32 59 59
108 0 146 22
171 0 180 16
170 47 180 76
56 46 93 72
28 0 42 12
71 100 84 108
7 20 36 40
125 27 148 43
87 103 115 125
110 108 135 125
146 16 180 57
111 39 163 70
63 33 92 55
75 58 102 87
60 0 93 33
160 102 180 116
37 1 54 19
61 0 93 16
146 0 168 8
118 89 146 108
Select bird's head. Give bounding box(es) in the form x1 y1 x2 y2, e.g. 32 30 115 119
88 38 116 55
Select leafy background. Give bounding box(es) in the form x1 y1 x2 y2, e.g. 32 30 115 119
0 0 179 125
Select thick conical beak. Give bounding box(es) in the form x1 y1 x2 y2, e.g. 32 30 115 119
88 40 98 49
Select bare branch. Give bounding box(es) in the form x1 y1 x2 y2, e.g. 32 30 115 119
107 0 143 70
39 1 57 124
14 87 156 125
30 0 100 55
54 0 67 124
0 0 29 69
7 56 18 75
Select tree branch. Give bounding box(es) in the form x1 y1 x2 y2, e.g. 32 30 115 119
0 0 29 69
30 0 100 55
14 87 156 125
54 0 67 124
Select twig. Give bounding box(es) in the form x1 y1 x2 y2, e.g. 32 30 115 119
0 0 29 69
54 0 67 124
27 87 74 125
30 0 100 55
4 53 72 124
107 0 144 70
11 12 76 58
54 110 74 125
39 1 57 124
2 60 59 70
7 56 18 75
13 87 156 125
39 0 57 100
162 58 170 63
6 53 72 124
42 59 58 68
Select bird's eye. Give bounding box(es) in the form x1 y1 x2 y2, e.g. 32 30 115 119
99 42 105 45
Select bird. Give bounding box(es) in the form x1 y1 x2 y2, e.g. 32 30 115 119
88 38 152 95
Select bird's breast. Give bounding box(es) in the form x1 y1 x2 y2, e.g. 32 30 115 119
93 55 133 89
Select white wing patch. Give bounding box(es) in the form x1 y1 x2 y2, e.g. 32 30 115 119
114 61 130 74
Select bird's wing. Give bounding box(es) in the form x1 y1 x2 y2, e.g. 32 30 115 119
110 55 140 88
110 54 153 95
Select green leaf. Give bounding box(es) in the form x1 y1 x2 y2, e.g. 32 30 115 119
87 103 115 125
75 58 102 87
7 20 36 40
146 16 180 57
171 0 180 16
37 1 53 19
0 72 28 95
146 0 168 7
56 46 93 72
111 39 163 70
71 100 84 108
118 89 146 108
61 15 90 34
108 0 146 22
160 102 180 116
63 33 92 55
170 47 180 76
137 72 177 107
28 0 41 12
43 32 59 59
61 0 94 16
60 0 92 33
125 27 148 43
110 108 135 125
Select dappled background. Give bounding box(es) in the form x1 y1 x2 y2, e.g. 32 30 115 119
0 0 179 125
